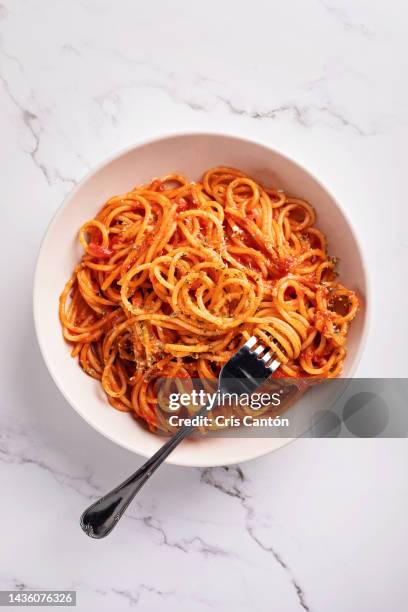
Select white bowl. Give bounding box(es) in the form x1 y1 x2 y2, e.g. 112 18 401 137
33 133 369 467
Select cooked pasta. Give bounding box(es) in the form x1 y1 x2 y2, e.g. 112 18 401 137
59 167 359 432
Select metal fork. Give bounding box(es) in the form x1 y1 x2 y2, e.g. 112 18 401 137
80 336 280 538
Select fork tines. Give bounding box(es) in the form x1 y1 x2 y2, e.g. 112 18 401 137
244 336 281 372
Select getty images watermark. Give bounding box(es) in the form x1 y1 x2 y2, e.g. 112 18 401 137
166 389 289 429
155 378 408 438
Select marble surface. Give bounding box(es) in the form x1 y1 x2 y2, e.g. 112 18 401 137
1 0 407 610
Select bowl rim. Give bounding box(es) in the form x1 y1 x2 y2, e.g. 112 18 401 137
32 130 371 466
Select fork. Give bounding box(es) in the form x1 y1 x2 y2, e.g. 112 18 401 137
80 336 280 538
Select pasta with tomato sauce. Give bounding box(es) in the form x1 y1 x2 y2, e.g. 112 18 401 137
59 167 359 432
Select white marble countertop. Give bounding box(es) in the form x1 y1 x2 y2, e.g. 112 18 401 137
1 1 407 610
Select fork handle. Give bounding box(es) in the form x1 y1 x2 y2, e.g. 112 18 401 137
80 412 203 538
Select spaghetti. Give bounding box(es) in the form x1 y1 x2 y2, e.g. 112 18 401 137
59 167 359 432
